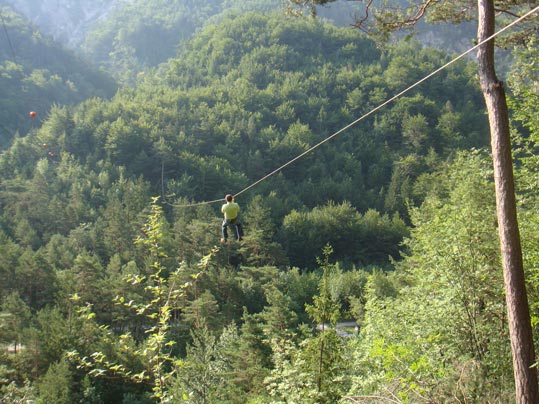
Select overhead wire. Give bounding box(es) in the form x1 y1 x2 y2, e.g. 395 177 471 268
152 5 539 208
0 10 18 65
0 9 24 135
0 7 39 138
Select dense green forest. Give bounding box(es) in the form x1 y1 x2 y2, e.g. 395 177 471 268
1 3 539 403
5 0 347 85
0 6 117 148
80 0 285 84
3 0 479 86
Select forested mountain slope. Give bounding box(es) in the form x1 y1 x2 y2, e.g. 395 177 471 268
0 0 117 47
3 0 365 84
4 0 481 85
4 9 538 404
0 6 117 148
81 0 284 84
0 12 489 268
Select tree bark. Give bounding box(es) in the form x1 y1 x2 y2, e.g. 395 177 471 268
476 0 539 401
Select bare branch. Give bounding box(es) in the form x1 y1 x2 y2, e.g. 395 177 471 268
352 0 375 30
351 0 441 34
401 0 441 27
494 8 521 18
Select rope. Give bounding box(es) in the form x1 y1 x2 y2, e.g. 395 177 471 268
0 9 25 136
165 5 539 208
0 10 19 67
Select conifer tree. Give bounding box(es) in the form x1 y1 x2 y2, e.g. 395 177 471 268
36 358 73 404
266 245 346 403
171 318 237 404
303 245 346 402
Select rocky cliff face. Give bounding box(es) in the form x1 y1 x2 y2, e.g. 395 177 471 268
2 0 119 47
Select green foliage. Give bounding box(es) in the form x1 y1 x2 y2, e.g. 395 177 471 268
509 37 539 343
2 6 536 403
0 292 31 351
0 379 35 404
348 151 513 402
66 199 218 402
170 319 238 404
259 286 298 340
36 358 73 404
283 201 408 268
303 246 346 402
0 12 488 263
81 0 284 84
0 6 116 149
265 336 319 403
266 247 347 403
238 195 288 267
231 310 272 397
509 37 539 196
306 245 341 327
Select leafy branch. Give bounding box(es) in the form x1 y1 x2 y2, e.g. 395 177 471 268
67 198 218 402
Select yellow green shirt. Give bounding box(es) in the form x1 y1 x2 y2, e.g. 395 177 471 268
221 202 240 220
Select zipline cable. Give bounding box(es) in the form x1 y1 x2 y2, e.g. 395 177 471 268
0 9 24 135
166 5 539 208
0 10 18 65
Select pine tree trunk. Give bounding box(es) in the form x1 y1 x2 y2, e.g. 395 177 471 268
477 0 539 401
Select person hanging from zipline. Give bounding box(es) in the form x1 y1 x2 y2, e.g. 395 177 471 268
221 194 244 243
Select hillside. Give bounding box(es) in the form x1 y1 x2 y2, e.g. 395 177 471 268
3 0 482 85
0 0 117 47
0 5 117 148
0 11 489 267
2 8 538 404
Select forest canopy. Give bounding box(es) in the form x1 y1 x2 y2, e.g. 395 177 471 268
1 5 539 403
0 12 489 266
0 6 117 148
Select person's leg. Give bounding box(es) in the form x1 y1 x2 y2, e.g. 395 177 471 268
222 219 229 241
236 222 244 240
231 218 242 240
